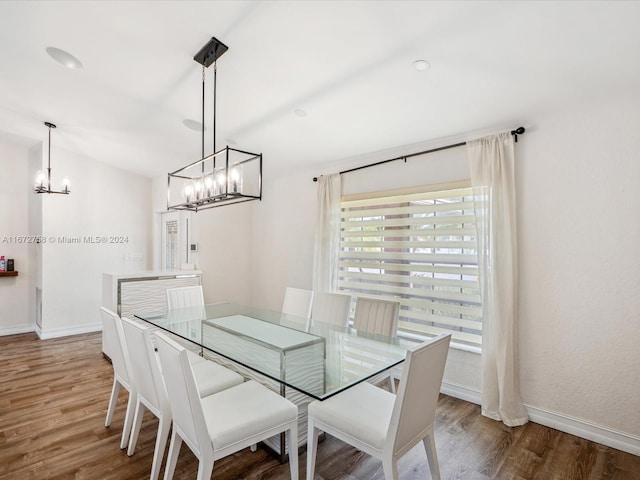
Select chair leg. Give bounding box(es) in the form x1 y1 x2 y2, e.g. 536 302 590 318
387 374 396 394
196 455 214 480
127 400 146 456
120 389 136 449
150 415 171 480
164 429 183 480
305 420 319 480
382 456 399 480
423 430 441 480
105 379 121 427
288 421 299 480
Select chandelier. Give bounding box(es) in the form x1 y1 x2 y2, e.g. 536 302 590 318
35 122 70 195
167 37 262 212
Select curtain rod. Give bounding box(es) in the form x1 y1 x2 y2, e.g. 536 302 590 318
312 126 525 182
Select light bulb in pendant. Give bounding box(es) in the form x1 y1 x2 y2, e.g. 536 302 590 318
230 168 240 193
184 184 194 202
204 176 214 196
35 171 46 189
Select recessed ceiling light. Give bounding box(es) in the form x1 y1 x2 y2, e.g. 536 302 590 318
293 108 307 117
183 119 205 132
413 59 431 72
46 47 83 70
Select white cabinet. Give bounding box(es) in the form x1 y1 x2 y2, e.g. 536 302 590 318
101 270 201 356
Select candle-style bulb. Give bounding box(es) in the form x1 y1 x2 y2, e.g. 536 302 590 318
184 184 194 202
35 171 45 189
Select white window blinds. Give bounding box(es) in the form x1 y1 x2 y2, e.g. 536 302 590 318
338 182 482 348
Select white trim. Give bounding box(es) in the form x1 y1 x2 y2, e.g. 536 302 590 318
450 342 481 355
439 383 640 456
37 322 102 340
441 381 482 405
525 404 640 456
0 324 36 336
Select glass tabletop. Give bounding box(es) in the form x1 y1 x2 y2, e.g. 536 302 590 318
135 302 409 400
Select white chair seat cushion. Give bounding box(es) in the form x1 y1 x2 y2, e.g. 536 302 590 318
201 380 298 451
191 359 244 398
308 382 394 452
155 349 243 397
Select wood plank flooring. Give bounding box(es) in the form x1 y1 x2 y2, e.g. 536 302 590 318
0 332 637 479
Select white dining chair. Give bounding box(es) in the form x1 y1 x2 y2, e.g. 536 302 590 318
353 297 400 337
120 316 172 480
353 297 400 392
155 331 300 480
120 317 244 480
101 307 136 450
166 285 205 309
281 287 314 331
306 333 451 480
311 292 351 328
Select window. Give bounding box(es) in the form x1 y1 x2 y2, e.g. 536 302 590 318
338 181 482 348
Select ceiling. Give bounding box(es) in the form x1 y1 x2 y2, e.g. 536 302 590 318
1 1 639 179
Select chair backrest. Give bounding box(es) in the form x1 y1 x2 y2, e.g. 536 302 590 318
353 297 399 337
100 307 132 386
166 285 205 310
120 317 167 415
387 334 451 457
282 287 314 319
311 292 351 328
155 331 210 459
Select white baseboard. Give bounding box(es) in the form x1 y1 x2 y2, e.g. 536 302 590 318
37 322 102 340
525 404 639 456
440 381 639 456
441 380 482 405
0 324 36 336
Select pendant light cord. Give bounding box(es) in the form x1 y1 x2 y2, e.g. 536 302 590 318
213 61 217 157
47 123 53 189
201 65 205 174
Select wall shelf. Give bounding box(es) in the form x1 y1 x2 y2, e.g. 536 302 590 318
0 271 18 277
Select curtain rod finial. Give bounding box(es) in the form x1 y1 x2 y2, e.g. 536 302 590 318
313 177 318 182
511 126 525 142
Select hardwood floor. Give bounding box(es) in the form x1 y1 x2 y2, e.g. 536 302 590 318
0 332 637 480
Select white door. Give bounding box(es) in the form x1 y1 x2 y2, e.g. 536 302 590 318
161 211 191 270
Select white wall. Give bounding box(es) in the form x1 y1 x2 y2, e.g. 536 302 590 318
251 170 318 310
0 136 34 334
240 94 640 449
516 94 640 439
35 144 152 338
192 202 253 305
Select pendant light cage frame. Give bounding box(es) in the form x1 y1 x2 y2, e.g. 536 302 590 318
167 36 262 212
168 146 262 211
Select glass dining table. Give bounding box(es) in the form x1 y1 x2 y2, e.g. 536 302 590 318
134 302 408 400
134 302 410 456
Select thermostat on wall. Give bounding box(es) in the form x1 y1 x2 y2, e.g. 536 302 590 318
190 243 198 252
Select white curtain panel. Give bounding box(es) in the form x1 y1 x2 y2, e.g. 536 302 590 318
312 174 342 293
467 132 528 427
